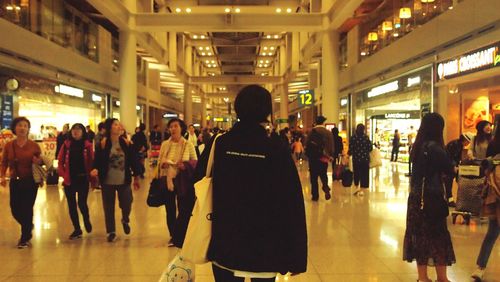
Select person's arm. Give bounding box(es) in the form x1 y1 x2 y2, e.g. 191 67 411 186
57 142 66 176
0 142 10 186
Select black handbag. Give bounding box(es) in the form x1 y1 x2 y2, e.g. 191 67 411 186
147 176 167 207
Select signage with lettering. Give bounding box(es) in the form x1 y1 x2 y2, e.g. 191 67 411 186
436 42 500 81
407 76 421 87
372 111 420 120
1 95 13 129
54 84 84 98
298 89 314 106
367 81 399 98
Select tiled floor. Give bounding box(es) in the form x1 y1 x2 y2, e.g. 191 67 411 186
0 160 499 281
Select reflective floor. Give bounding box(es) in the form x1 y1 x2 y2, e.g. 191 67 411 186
0 160 499 282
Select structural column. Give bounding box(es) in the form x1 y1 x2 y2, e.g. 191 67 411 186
279 44 289 128
119 30 137 133
184 44 193 125
321 30 340 124
201 94 207 127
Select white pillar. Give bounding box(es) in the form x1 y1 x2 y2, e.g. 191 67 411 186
169 32 177 71
321 30 340 124
184 44 193 125
119 30 137 133
201 94 207 127
279 44 288 128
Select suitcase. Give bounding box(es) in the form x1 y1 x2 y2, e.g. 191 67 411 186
46 169 59 185
341 169 353 187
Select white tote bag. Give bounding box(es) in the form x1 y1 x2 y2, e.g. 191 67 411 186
180 135 220 264
159 255 195 282
369 148 383 168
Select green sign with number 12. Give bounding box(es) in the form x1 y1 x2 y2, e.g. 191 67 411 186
298 89 314 106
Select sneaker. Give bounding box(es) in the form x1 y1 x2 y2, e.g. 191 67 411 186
16 240 29 249
84 220 92 233
107 233 117 242
353 188 361 195
122 222 131 235
168 238 175 247
325 191 331 200
69 229 83 240
471 267 485 281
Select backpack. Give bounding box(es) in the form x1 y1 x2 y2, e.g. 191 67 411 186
305 129 325 160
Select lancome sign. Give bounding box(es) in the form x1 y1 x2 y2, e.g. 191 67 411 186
436 43 500 81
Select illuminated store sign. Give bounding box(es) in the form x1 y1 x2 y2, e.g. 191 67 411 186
54 84 84 98
437 43 500 81
385 113 411 119
91 94 102 102
340 97 348 107
367 81 399 98
298 89 314 106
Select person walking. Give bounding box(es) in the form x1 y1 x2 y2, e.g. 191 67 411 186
468 120 493 160
57 123 94 240
403 113 456 282
305 116 334 201
198 85 307 281
349 124 373 196
292 137 304 163
331 127 344 172
471 126 499 281
444 132 473 206
91 118 141 242
156 118 197 247
56 123 70 158
0 117 42 248
86 125 95 143
131 123 148 178
150 124 163 147
391 129 401 162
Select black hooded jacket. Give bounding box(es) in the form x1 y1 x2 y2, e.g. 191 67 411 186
198 121 307 274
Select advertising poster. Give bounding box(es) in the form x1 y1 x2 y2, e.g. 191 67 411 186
462 98 489 133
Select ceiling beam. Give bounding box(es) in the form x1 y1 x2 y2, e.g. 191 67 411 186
188 38 284 47
190 75 282 85
135 13 324 32
221 65 255 72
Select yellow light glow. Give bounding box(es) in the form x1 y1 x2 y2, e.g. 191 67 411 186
286 8 292 13
421 0 435 2
262 52 267 56
205 46 210 50
265 60 270 63
185 8 192 13
270 46 275 50
201 52 206 56
200 35 206 39
266 35 271 39
382 21 393 31
276 8 282 13
175 8 181 13
263 47 268 50
235 8 241 13
6 5 14 10
399 7 412 19
207 52 212 56
368 32 378 41
259 64 263 67
205 60 209 63
224 8 231 13
193 35 198 39
198 46 203 50
274 35 279 39
15 6 21 10
211 60 215 63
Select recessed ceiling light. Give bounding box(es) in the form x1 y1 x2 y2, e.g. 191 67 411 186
276 8 282 13
270 46 275 50
274 35 279 39
224 8 231 13
235 8 241 13
286 8 292 13
262 52 267 56
266 35 271 39
193 35 198 39
264 64 269 67
265 60 270 63
205 47 210 50
201 52 206 56
263 47 268 50
207 52 212 56
198 46 203 50
200 35 206 39
259 64 263 67
261 73 266 76
268 52 274 56
175 8 181 13
211 60 215 63
205 60 209 63
186 8 192 13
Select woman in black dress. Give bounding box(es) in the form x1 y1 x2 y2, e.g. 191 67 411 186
403 113 456 282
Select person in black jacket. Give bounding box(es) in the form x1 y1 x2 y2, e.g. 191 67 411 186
55 123 69 158
196 85 307 281
150 124 163 146
91 118 141 243
331 127 344 173
131 123 148 178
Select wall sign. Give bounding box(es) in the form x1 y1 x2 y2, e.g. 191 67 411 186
372 111 420 120
54 84 84 98
1 95 13 129
298 89 314 106
407 76 421 87
367 81 399 98
436 42 500 81
340 97 348 107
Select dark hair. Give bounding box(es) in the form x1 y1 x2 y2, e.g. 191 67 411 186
69 123 88 141
234 85 272 123
475 120 492 145
139 123 146 131
10 117 31 135
488 122 500 155
104 118 119 139
153 124 159 130
167 118 187 135
410 113 445 161
355 124 365 137
332 127 339 136
98 122 105 131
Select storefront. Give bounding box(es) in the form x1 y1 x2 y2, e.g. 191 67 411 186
435 41 500 142
1 71 106 140
110 97 145 130
353 67 433 162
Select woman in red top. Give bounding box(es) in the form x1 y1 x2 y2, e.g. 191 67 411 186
0 117 42 249
57 123 94 240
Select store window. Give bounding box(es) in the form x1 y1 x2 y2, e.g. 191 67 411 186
359 0 456 60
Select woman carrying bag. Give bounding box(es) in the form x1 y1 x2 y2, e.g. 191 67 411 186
0 117 42 248
403 113 456 282
57 123 94 240
156 118 197 247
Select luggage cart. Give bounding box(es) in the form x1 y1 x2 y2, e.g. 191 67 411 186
452 159 485 225
149 145 161 167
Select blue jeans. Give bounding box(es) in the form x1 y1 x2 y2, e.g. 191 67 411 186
476 218 499 268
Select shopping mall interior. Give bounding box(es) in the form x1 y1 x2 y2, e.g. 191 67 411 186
0 0 499 281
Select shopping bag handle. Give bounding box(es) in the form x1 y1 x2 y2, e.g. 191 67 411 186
205 134 221 177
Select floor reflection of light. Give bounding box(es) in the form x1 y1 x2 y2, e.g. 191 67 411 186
380 230 398 250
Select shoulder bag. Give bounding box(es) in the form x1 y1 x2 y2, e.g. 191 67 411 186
180 134 220 264
147 163 167 207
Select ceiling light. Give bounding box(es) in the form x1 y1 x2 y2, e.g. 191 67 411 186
193 35 198 39
185 8 192 13
286 8 292 13
15 6 21 11
259 60 263 63
368 32 378 41
270 46 275 50
264 64 269 67
175 8 181 13
211 60 215 63
399 7 412 19
421 0 435 2
266 35 271 39
265 60 270 64
360 51 367 56
224 8 231 13
235 8 241 13
200 35 206 39
205 47 210 50
393 33 399 37
263 47 268 50
207 52 212 56
276 8 282 13
201 52 206 56
262 52 267 56
261 73 266 76
382 21 393 31
205 60 209 63
198 46 203 50
274 35 279 39
259 64 263 67
268 52 274 56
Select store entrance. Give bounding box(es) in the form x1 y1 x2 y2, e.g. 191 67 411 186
366 99 421 163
